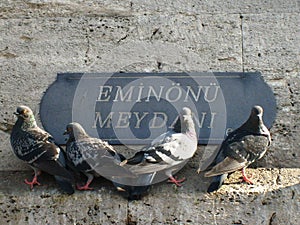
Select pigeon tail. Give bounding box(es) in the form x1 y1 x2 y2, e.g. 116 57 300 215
55 176 75 194
112 172 155 200
127 186 150 200
207 174 227 193
114 183 150 200
56 150 75 192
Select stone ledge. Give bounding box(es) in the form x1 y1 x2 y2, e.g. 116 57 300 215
1 168 299 224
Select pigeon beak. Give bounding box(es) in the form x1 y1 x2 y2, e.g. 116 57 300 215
13 112 20 116
63 130 68 135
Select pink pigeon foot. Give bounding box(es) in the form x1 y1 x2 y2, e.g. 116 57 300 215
167 176 186 186
24 176 41 189
76 182 93 191
241 168 254 184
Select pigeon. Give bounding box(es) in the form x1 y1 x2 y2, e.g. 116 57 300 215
121 107 198 187
63 122 135 191
203 105 271 193
10 105 74 194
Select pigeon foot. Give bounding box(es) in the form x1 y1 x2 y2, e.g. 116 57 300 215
24 176 41 189
167 176 186 186
76 183 93 191
241 168 254 184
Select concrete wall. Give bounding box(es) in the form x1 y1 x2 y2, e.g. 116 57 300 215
0 1 299 224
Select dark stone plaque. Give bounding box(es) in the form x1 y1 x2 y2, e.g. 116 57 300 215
40 72 277 145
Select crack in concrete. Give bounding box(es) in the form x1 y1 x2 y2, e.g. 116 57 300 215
287 82 295 107
268 212 276 225
126 199 130 225
240 14 245 72
150 28 160 40
212 198 218 225
126 206 137 225
275 169 281 185
117 34 129 43
84 23 92 66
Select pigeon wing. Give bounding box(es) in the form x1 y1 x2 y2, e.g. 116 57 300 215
204 157 247 177
11 127 56 163
225 134 270 163
31 143 74 181
201 127 244 172
125 134 189 175
128 162 170 175
205 133 269 177
75 138 135 178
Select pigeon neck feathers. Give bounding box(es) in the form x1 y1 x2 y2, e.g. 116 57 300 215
179 109 197 139
183 117 196 137
73 129 89 140
16 114 37 131
172 117 181 133
239 114 261 133
238 105 269 136
13 105 37 131
23 114 37 129
173 107 196 136
65 122 90 142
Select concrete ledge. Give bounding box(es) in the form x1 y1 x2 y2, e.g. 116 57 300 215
0 168 299 224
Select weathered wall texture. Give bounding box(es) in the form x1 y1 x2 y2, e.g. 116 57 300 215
0 1 299 224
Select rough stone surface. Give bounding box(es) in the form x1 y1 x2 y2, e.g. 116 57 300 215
0 0 299 224
0 172 128 224
0 168 299 225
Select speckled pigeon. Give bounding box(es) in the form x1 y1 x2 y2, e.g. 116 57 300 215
203 105 271 192
120 107 198 187
64 122 135 190
10 105 74 194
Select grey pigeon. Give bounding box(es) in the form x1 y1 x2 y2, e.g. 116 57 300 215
64 122 134 190
121 107 198 187
10 105 74 194
203 105 271 192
